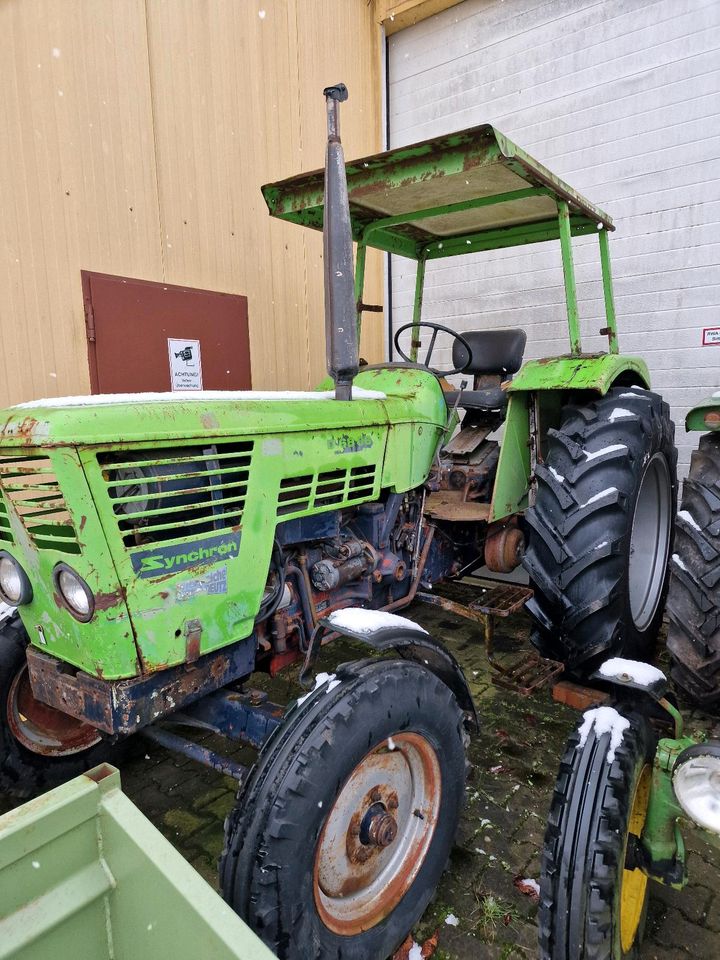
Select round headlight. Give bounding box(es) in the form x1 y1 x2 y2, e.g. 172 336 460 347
54 564 94 622
673 743 720 836
0 551 32 605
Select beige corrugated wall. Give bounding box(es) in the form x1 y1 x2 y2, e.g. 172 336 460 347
0 0 385 404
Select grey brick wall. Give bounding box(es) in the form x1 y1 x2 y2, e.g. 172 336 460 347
388 0 720 475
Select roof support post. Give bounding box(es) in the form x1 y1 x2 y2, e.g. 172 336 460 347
410 255 426 362
354 240 367 339
598 228 619 354
557 200 581 355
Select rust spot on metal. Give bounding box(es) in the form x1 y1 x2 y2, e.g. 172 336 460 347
94 588 124 611
79 515 87 532
84 763 116 783
552 679 610 712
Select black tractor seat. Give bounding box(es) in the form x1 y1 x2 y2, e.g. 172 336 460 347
445 328 527 412
444 384 507 411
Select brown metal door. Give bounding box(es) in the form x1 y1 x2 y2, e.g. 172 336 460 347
83 272 251 393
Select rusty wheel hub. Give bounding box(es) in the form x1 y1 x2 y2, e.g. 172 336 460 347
7 664 102 757
313 731 441 935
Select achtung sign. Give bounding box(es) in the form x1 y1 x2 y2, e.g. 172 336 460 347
168 338 203 390
702 327 720 345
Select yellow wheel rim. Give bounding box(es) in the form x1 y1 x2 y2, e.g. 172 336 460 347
620 765 651 953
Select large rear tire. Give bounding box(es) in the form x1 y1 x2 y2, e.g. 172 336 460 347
524 386 677 669
219 659 467 960
539 707 657 959
0 613 122 798
667 433 720 706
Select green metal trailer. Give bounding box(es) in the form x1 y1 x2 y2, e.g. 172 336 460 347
0 764 276 960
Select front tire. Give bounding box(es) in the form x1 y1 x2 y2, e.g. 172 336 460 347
667 433 720 706
539 707 657 959
524 386 677 669
219 659 468 960
0 613 120 798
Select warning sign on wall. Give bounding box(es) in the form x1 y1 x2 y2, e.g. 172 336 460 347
168 338 203 390
702 328 720 345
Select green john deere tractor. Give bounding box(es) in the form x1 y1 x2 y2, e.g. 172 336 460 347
667 392 720 706
0 85 676 958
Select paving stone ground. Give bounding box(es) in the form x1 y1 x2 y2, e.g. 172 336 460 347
2 604 719 958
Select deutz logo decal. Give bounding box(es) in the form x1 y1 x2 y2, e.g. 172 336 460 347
131 532 241 578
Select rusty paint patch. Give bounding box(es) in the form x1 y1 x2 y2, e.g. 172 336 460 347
94 588 124 611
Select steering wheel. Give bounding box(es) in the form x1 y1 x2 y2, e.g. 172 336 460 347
393 321 473 377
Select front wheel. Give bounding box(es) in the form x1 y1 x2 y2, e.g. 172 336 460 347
539 707 657 959
0 613 121 798
219 659 468 960
524 386 677 669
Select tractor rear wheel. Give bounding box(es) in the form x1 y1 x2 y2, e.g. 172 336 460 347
219 659 467 960
667 433 720 706
524 386 676 670
539 707 657 959
0 613 120 798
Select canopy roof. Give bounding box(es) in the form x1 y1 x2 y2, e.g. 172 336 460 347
262 124 613 261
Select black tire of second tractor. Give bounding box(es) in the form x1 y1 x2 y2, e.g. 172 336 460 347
219 658 467 960
0 613 121 798
523 386 677 670
539 707 657 959
667 433 720 706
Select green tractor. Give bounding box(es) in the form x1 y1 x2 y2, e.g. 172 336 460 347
667 393 720 706
0 85 676 958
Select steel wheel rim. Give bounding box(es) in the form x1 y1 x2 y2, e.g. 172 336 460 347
7 663 103 756
620 765 651 951
313 731 441 936
628 453 672 631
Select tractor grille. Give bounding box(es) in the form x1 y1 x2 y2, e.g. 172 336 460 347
0 452 80 554
0 495 13 545
277 464 377 518
98 441 254 548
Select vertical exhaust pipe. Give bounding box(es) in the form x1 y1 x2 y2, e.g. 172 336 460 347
323 83 358 401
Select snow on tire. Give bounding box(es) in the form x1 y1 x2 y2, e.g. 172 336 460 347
539 707 657 959
667 433 720 707
523 386 677 670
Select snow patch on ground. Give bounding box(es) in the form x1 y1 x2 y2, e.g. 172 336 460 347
297 672 340 706
678 510 701 531
327 607 428 635
0 602 16 625
444 913 459 926
548 465 565 483
580 487 618 508
14 387 387 409
609 408 635 421
577 706 630 764
672 553 688 572
598 657 666 687
408 943 423 960
584 443 627 462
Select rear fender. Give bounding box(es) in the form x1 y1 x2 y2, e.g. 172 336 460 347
686 394 720 432
491 354 651 522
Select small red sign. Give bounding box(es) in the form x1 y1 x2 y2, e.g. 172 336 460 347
703 327 720 345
